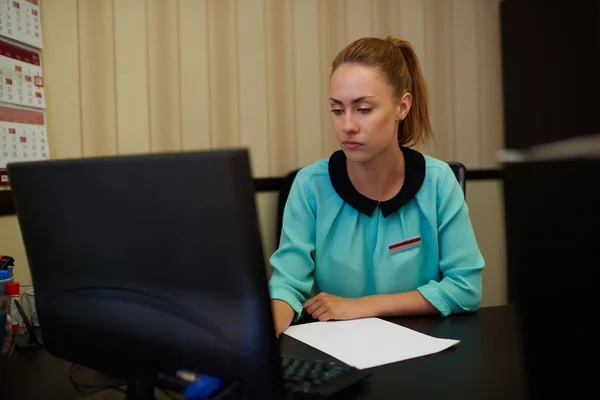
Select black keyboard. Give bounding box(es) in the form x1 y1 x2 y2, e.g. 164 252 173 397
281 357 371 399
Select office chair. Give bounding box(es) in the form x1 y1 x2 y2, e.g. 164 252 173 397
275 162 467 246
448 162 467 198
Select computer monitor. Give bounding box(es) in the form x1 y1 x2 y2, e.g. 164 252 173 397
7 149 284 399
502 143 598 399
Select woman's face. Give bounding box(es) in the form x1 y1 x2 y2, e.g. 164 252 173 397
329 63 409 163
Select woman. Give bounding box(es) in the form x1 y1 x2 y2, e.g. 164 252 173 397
268 36 484 337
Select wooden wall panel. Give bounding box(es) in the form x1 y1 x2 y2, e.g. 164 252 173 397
41 0 505 175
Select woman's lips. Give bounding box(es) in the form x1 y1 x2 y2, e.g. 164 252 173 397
343 141 362 150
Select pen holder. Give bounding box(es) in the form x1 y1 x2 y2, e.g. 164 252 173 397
0 274 14 294
21 289 38 327
0 312 5 348
0 296 7 348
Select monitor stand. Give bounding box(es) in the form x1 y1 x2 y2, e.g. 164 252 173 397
126 378 156 400
15 330 44 348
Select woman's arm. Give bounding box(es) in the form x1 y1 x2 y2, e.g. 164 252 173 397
358 290 438 317
271 300 295 337
268 169 318 334
303 290 438 321
416 164 485 316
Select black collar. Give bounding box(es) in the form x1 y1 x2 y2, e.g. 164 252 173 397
328 146 426 217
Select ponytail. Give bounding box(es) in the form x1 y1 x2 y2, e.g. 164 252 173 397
388 37 433 147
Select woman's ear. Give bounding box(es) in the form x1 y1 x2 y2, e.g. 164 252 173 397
397 92 412 120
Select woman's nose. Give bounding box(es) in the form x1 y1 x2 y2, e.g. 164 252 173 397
342 114 358 134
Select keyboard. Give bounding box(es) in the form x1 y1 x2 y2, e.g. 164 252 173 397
281 357 371 399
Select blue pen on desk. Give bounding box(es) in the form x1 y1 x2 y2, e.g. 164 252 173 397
183 375 223 400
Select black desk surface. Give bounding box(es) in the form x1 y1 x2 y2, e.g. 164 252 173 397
0 304 528 399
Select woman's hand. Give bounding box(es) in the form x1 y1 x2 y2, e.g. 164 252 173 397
303 293 364 321
2 314 12 356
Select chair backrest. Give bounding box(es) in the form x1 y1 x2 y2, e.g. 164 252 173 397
275 162 467 246
275 168 301 246
448 162 467 198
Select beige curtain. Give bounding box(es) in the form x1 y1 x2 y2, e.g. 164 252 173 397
42 0 503 177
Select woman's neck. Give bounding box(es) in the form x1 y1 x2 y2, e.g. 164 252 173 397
346 145 406 202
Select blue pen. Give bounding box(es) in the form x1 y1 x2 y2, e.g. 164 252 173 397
183 375 223 400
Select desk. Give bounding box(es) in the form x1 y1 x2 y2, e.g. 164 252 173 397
0 305 527 399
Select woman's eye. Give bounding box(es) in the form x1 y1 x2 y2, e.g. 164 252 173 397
331 109 344 115
357 108 372 114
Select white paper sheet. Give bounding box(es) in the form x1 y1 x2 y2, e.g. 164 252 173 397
283 317 460 370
